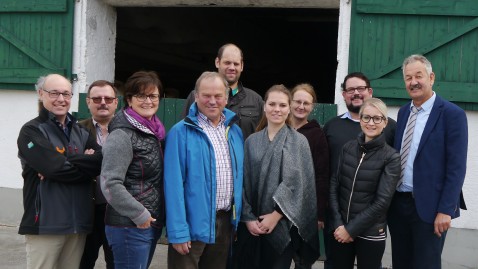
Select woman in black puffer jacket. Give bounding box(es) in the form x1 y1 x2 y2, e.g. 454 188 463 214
329 98 400 269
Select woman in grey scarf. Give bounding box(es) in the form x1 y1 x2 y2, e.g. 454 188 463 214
239 85 319 269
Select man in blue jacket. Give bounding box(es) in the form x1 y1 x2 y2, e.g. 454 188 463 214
164 71 244 269
388 54 468 269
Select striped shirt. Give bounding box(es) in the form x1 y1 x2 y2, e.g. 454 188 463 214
197 112 233 211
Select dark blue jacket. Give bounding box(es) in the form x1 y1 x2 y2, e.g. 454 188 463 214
394 95 467 223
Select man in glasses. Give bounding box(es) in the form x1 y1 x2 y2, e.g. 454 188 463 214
321 72 396 269
79 80 118 269
17 74 102 269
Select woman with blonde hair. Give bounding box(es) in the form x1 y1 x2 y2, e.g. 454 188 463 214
329 97 400 269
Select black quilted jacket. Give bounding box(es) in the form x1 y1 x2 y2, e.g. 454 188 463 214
329 132 400 238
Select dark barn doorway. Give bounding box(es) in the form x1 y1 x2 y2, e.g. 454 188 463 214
115 7 338 103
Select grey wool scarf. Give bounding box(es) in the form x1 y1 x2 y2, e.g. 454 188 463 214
242 125 319 255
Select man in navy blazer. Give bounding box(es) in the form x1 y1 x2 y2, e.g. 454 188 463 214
388 54 468 269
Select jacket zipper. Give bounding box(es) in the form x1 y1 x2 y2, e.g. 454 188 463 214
346 152 366 223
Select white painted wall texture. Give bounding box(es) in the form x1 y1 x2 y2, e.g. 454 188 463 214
0 90 38 188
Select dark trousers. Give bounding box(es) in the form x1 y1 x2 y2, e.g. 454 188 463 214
261 239 294 269
330 233 385 269
324 209 334 269
80 203 114 269
168 210 232 269
387 192 447 269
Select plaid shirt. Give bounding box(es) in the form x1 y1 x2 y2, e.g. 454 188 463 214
197 112 233 211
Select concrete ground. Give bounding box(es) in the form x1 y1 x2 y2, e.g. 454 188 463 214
0 225 324 269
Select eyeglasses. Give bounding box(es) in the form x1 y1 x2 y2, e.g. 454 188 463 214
42 89 73 100
292 100 313 107
344 86 369 95
133 94 160 102
360 115 385 124
88 96 116 104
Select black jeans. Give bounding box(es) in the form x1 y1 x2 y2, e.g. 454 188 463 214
330 234 385 269
80 203 114 269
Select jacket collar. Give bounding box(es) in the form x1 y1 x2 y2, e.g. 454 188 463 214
185 103 239 127
357 132 386 153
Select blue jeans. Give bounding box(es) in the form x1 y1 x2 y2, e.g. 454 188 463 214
105 225 162 269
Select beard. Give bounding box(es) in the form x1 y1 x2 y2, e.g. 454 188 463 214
347 102 361 113
226 76 239 86
346 95 363 113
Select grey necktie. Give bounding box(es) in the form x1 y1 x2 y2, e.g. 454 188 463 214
398 106 421 187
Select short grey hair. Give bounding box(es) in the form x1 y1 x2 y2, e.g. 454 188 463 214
35 76 46 92
194 71 229 97
402 54 433 77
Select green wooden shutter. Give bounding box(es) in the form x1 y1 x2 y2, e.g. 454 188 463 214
349 0 478 110
0 0 74 90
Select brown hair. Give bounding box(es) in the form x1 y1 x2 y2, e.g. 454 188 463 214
217 43 243 61
341 72 371 91
123 71 162 107
87 80 118 97
255 84 292 132
291 83 317 103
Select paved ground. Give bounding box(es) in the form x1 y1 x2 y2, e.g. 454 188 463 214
1 225 324 269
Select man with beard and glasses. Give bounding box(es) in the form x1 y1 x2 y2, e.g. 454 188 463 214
181 43 263 139
79 80 118 269
322 72 396 269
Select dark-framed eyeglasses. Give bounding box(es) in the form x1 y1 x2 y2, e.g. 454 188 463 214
133 94 160 102
344 86 369 95
292 100 313 107
360 115 385 124
88 96 117 104
42 89 73 100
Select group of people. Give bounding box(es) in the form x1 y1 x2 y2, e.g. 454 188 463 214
17 43 467 269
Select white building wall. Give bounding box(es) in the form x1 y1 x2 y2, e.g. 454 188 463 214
72 0 117 112
0 90 38 189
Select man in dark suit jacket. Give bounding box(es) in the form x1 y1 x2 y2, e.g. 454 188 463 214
388 54 468 269
79 80 118 269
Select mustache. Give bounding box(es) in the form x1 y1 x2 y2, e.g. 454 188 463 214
410 84 422 90
351 94 363 100
98 105 108 110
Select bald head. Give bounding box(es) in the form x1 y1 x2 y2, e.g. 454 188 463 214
215 44 244 89
38 74 73 124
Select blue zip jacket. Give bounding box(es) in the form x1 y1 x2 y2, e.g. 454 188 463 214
164 103 244 244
